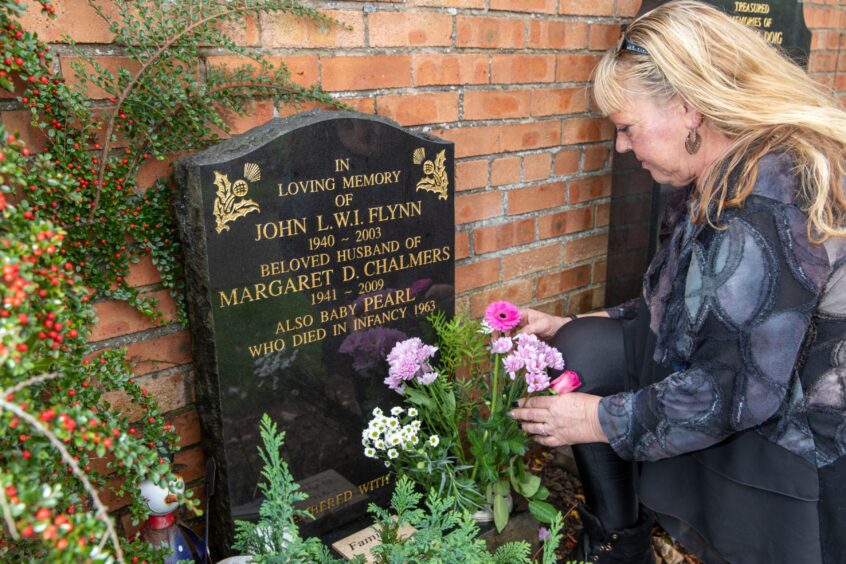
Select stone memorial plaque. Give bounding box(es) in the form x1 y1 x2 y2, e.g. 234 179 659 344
709 0 811 64
638 0 811 66
174 110 455 555
331 522 416 562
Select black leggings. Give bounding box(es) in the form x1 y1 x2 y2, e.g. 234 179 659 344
550 316 640 531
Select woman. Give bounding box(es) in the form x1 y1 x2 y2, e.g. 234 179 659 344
510 2 846 563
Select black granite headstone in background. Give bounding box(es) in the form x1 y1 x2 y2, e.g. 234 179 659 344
174 110 455 556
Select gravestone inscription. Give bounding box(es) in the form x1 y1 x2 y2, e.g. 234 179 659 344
174 110 455 555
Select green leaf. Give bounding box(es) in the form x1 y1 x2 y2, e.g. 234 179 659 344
493 493 509 532
533 485 550 501
442 388 456 418
403 387 432 409
494 479 510 497
528 500 557 524
513 473 540 498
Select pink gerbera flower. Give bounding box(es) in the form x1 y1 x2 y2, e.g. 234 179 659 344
484 301 521 332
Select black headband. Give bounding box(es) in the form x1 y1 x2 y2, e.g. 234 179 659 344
618 36 649 56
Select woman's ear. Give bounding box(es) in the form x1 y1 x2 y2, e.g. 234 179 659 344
680 99 702 129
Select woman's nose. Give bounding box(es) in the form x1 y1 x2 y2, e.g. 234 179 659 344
615 135 631 153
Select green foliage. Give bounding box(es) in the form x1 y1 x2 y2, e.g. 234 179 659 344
235 417 565 563
369 475 566 564
8 0 346 321
232 414 346 563
0 122 184 560
0 0 345 559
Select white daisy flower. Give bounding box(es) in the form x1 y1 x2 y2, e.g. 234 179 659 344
372 407 383 417
386 417 400 429
364 447 377 458
387 448 399 459
391 406 404 416
407 408 418 417
374 439 385 450
428 435 440 447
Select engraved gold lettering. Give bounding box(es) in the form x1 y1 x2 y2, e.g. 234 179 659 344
292 327 327 347
363 245 451 277
259 253 330 277
248 338 286 358
341 170 401 189
733 1 770 13
362 288 414 313
332 209 362 227
277 176 336 197
304 490 352 518
367 201 422 224
254 217 308 241
275 314 314 335
357 473 391 494
352 306 407 330
763 30 783 44
335 158 350 172
336 240 400 263
218 268 333 307
320 304 358 324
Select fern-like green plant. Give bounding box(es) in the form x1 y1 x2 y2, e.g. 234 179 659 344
369 475 565 564
231 414 347 563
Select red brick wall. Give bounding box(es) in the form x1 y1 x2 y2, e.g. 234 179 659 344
5 0 845 535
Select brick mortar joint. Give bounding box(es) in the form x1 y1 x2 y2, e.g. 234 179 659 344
88 320 186 352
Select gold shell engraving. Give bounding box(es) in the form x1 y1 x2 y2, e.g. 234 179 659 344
212 163 262 234
413 147 449 201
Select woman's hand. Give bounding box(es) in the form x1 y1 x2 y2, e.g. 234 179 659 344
510 392 608 447
517 308 567 340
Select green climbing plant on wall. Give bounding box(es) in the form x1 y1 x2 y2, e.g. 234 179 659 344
0 0 345 559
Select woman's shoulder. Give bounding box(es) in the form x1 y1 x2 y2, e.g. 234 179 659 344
747 152 799 205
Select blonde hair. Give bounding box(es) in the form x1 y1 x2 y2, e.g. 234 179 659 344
593 0 846 242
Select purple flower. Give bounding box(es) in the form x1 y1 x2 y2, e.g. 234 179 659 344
538 526 550 542
484 301 521 332
491 337 513 355
385 337 439 393
502 354 524 380
503 333 564 392
525 372 551 393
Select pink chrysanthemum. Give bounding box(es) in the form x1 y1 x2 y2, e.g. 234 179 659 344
491 337 513 355
503 333 564 392
484 301 521 332
384 337 439 393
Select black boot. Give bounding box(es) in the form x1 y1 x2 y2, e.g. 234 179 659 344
565 505 656 564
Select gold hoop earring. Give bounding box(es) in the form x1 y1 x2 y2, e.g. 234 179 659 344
685 128 701 155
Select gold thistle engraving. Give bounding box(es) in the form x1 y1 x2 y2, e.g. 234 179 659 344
213 162 262 234
413 147 448 200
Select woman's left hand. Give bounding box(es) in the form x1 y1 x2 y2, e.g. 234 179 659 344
510 392 608 447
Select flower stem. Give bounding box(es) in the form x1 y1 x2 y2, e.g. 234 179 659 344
470 352 502 482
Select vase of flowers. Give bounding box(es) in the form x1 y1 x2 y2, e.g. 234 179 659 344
361 301 581 532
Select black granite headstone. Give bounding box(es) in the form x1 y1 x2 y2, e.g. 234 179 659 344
636 0 811 64
174 110 455 555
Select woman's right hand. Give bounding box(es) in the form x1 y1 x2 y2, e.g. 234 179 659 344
517 308 568 340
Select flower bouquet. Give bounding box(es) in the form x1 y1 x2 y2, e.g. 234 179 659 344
361 301 581 532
